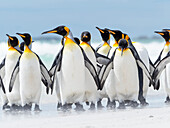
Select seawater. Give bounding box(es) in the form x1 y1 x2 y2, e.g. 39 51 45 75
0 39 165 69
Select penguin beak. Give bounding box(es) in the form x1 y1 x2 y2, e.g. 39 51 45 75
6 34 13 40
41 29 58 35
16 33 26 38
108 30 115 35
154 31 164 36
121 48 124 56
96 27 104 33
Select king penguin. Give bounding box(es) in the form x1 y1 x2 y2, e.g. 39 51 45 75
100 39 152 108
106 29 152 105
96 27 111 56
80 31 98 109
95 27 112 108
1 34 22 111
154 30 170 103
9 33 52 111
42 26 100 111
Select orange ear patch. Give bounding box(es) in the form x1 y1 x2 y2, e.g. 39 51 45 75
64 27 70 34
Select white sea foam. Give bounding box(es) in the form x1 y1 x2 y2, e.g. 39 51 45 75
0 40 164 66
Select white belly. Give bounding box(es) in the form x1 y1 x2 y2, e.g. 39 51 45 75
114 49 139 101
59 44 85 104
104 69 117 101
160 47 170 96
20 52 41 105
5 50 21 105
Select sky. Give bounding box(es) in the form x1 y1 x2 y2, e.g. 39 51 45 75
0 0 170 42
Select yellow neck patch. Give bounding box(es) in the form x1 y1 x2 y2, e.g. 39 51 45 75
118 48 128 52
103 42 110 47
24 46 32 53
64 27 70 36
113 41 118 47
132 42 137 44
8 47 17 51
165 41 170 46
80 42 90 47
65 37 76 46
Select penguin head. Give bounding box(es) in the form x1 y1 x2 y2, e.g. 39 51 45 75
154 31 169 42
118 39 128 56
16 33 32 46
96 27 110 43
81 31 91 44
107 29 123 43
74 37 80 45
162 29 170 32
6 34 19 48
123 33 132 45
42 25 70 37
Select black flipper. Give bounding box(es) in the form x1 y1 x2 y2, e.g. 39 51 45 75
41 74 49 94
0 75 5 94
97 64 102 74
9 57 21 92
50 57 62 94
149 58 155 75
95 52 110 65
149 58 155 87
99 49 117 89
79 47 101 90
128 40 150 103
49 47 63 77
0 58 6 79
129 47 152 82
49 47 63 94
152 52 170 90
91 44 110 65
137 64 144 103
154 49 163 66
34 53 52 94
95 44 102 52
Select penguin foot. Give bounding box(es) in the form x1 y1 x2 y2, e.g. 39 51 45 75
118 102 126 109
140 99 149 106
124 100 131 106
11 104 22 111
130 101 139 108
139 96 149 106
89 102 95 110
57 102 62 110
34 104 42 112
62 103 72 111
86 101 90 106
107 100 116 109
97 99 104 109
75 103 85 111
23 104 32 111
2 103 10 110
140 101 149 106
165 96 170 104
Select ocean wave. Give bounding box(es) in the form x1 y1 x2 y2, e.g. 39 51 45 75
0 40 165 68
